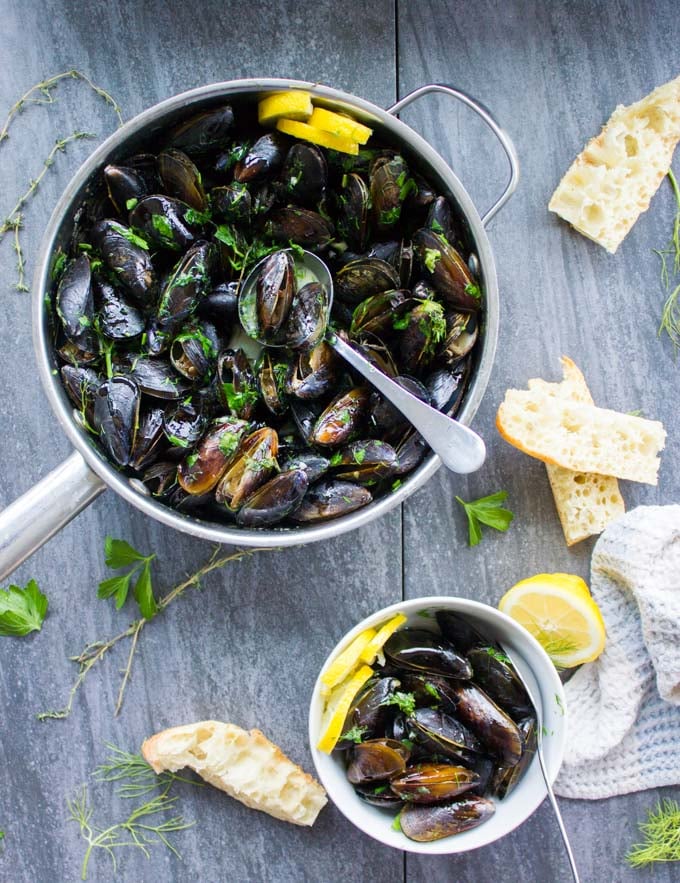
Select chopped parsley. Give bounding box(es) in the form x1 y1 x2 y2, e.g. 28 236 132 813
152 214 174 241
111 222 149 251
125 197 138 211
423 247 441 273
185 207 212 225
166 434 189 448
353 448 367 465
186 452 199 468
221 382 259 414
423 682 441 702
380 691 416 716
342 725 367 744
464 281 481 300
218 432 240 459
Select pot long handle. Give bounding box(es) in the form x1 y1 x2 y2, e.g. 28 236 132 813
386 83 520 226
0 451 106 582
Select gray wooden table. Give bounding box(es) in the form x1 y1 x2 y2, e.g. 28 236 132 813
1 1 678 881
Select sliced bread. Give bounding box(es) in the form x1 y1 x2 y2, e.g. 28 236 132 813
142 720 327 826
549 73 680 253
530 357 625 545
496 387 665 485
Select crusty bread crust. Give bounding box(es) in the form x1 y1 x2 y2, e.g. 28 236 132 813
142 720 327 827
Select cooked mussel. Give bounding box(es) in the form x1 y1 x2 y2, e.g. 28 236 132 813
95 277 145 340
346 738 409 785
467 647 533 720
104 163 150 214
390 764 480 804
426 362 470 416
255 250 295 340
130 407 166 470
291 479 372 522
163 400 206 450
159 148 207 211
280 450 329 483
413 228 481 311
355 783 403 809
280 142 327 206
447 682 523 765
371 155 412 234
440 311 478 363
170 323 218 381
336 172 370 249
435 611 487 655
128 356 192 400
129 195 198 252
215 426 279 510
350 290 410 338
311 387 371 447
400 795 495 842
398 299 447 375
210 183 252 225
384 629 472 679
235 468 309 527
284 281 329 350
339 677 401 747
91 219 156 304
234 132 287 183
257 351 289 416
369 377 429 435
393 430 428 476
265 207 333 249
93 375 140 467
407 708 482 764
287 341 337 400
169 105 235 156
489 716 537 799
61 365 100 427
335 258 400 305
177 417 248 495
217 348 259 419
56 256 94 341
329 439 398 485
197 281 239 329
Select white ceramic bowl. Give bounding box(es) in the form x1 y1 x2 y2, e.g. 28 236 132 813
308 596 567 855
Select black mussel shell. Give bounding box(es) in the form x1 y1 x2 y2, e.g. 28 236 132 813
256 250 295 340
447 682 523 766
426 360 470 416
393 430 428 476
369 376 429 436
291 479 372 523
257 351 289 416
489 715 537 799
177 417 248 495
280 450 329 484
217 348 259 420
91 219 156 305
398 299 447 375
339 677 401 746
407 707 482 764
163 400 206 450
335 258 400 305
169 106 235 156
346 738 410 785
384 629 472 679
170 323 218 381
328 439 398 486
104 163 150 214
440 311 478 363
413 227 481 311
467 647 533 720
390 763 480 804
336 172 370 250
159 148 207 211
283 281 329 350
350 289 411 338
129 195 198 252
234 132 287 184
355 784 403 809
265 207 333 249
400 795 495 842
290 398 323 445
287 341 337 400
426 195 458 243
130 407 166 470
371 155 412 234
280 142 327 206
197 282 239 329
311 387 371 447
61 365 100 427
93 375 140 467
235 468 309 527
128 356 192 400
56 256 94 341
95 277 145 340
211 183 252 225
435 611 488 655
215 427 279 510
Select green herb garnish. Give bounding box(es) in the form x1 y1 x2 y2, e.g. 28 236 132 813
51 251 67 281
392 314 410 331
125 197 138 211
380 691 416 716
423 247 441 273
486 647 512 665
151 213 174 242
184 207 211 225
185 452 199 468
464 281 481 300
167 434 189 449
97 537 157 619
221 381 259 414
391 812 403 832
342 725 367 744
218 432 240 459
353 448 367 465
627 799 680 867
423 682 441 701
0 579 48 637
111 221 148 250
455 491 514 547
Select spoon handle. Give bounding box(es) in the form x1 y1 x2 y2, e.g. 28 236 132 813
536 746 581 883
328 334 486 475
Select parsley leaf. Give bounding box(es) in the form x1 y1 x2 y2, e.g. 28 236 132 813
98 538 157 620
455 491 514 547
423 247 441 273
0 580 49 637
380 691 416 716
486 646 512 665
342 725 367 744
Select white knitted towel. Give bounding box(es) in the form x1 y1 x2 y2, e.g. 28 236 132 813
554 504 680 800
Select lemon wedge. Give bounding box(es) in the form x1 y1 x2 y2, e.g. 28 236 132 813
275 118 359 155
320 627 376 691
308 107 373 145
258 91 313 125
499 573 606 668
317 664 374 753
360 613 407 665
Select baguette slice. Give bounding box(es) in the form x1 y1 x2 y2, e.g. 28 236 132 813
529 357 625 545
549 73 680 253
142 721 327 827
496 388 665 485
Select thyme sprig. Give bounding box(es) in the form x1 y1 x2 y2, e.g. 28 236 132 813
38 546 278 721
655 169 680 353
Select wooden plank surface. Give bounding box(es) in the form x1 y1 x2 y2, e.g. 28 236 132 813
0 2 403 882
399 2 680 882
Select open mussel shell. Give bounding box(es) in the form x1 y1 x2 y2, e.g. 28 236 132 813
170 323 218 381
127 356 192 400
407 707 482 764
287 341 337 400
280 142 328 206
148 241 213 354
130 406 166 470
440 311 478 363
346 738 410 785
215 426 279 511
257 351 289 416
163 400 206 450
447 682 523 766
235 468 309 527
284 281 329 350
211 183 252 225
355 783 404 810
234 132 287 183
104 163 151 214
350 289 411 338
129 195 198 252
311 387 371 447
95 278 145 340
93 375 140 467
290 399 323 445
335 258 400 305
426 195 458 243
291 479 372 523
413 227 481 311
371 155 412 234
256 250 295 340
159 148 207 211
384 629 472 679
400 795 495 842
338 677 401 747
489 715 537 799
467 648 533 720
56 255 94 341
142 460 178 496
435 611 488 655
265 207 334 249
329 439 398 486
57 334 100 366
390 764 480 804
398 299 447 375
217 348 260 419
91 219 156 305
336 171 370 249
61 365 100 427
168 105 235 156
177 417 249 495
396 672 458 709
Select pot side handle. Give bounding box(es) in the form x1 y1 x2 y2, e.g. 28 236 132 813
0 451 106 582
386 83 520 226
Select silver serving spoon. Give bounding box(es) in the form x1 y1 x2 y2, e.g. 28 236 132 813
500 643 580 883
238 249 486 475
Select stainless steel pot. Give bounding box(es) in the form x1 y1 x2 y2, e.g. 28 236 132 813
0 79 518 580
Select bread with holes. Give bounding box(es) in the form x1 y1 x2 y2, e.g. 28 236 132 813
496 386 665 485
141 720 327 826
549 73 680 253
528 357 625 545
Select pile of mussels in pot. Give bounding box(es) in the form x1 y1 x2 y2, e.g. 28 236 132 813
51 102 482 528
337 612 536 842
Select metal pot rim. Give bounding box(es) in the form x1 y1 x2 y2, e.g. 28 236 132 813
32 77 501 547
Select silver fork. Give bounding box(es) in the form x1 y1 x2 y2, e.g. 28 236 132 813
500 644 581 883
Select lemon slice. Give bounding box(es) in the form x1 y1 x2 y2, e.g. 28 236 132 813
320 627 376 691
499 573 606 668
317 664 374 753
309 107 373 144
360 613 408 665
275 118 359 155
258 91 313 125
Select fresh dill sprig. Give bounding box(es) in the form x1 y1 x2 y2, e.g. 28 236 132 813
94 744 203 799
626 798 680 867
655 169 680 353
67 785 193 881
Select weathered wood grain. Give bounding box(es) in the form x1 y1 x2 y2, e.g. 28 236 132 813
399 1 680 882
